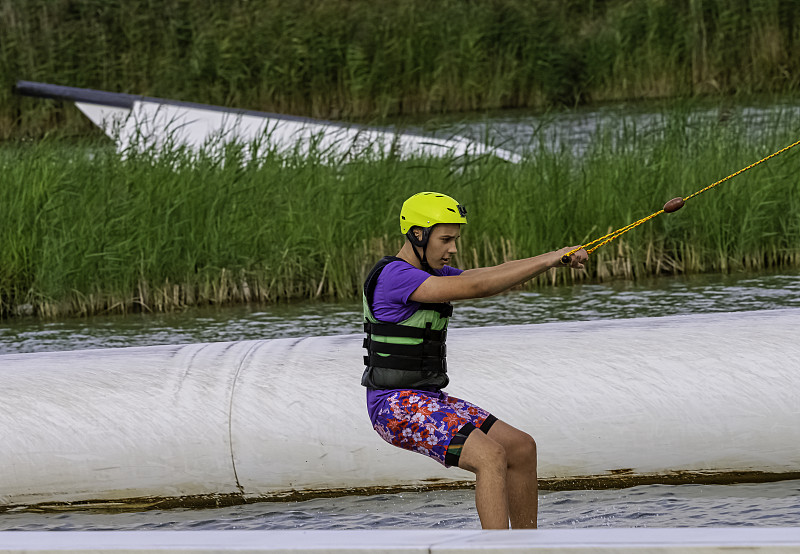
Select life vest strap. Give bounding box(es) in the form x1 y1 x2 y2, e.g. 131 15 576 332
363 352 447 373
364 321 446 342
363 337 446 358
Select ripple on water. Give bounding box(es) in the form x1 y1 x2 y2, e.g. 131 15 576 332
2 271 800 354
1 481 800 530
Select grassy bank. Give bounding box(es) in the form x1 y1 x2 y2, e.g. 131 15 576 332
2 109 799 319
4 0 800 139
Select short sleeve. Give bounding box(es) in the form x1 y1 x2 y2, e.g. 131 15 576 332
370 261 462 322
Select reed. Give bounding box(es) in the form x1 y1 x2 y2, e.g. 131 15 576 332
3 0 800 139
2 106 800 318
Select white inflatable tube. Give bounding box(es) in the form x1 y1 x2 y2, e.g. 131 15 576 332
1 309 799 509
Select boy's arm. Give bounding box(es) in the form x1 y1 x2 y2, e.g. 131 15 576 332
409 246 587 303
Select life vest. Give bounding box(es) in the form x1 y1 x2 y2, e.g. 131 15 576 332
361 256 452 391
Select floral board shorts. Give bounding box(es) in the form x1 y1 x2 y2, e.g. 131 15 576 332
371 389 497 467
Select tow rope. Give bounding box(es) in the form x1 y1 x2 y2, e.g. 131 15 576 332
562 138 800 265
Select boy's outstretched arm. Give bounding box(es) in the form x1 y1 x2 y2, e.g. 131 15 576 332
410 246 588 304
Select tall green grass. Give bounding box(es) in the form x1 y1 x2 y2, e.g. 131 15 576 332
3 0 800 139
2 108 800 318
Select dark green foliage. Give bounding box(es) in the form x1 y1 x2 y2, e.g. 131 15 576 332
3 0 800 139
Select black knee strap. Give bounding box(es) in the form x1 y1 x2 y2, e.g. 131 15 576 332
443 414 499 467
480 414 498 434
444 422 476 467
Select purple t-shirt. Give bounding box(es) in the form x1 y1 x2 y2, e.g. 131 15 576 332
366 260 463 423
371 260 463 323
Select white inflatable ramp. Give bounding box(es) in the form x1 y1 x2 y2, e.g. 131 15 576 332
1 309 799 510
1 528 800 553
14 80 521 163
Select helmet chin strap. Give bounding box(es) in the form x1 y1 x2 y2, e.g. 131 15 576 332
406 227 434 274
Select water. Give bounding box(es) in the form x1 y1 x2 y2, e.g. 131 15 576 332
410 97 800 156
3 270 799 354
2 270 800 529
1 482 799 530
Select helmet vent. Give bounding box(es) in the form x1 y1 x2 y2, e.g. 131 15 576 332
446 208 456 213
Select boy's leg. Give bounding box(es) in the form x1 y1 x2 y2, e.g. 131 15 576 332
485 420 538 529
457 428 510 529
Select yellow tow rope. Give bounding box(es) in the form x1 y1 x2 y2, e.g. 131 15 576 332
562 138 800 264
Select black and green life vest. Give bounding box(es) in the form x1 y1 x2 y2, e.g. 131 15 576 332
361 256 452 391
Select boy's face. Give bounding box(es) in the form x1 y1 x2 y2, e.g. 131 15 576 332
424 223 461 269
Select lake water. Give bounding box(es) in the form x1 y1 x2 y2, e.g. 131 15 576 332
1 481 799 531
2 270 799 529
414 97 800 156
3 270 799 354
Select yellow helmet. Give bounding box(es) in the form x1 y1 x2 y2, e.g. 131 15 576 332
400 192 467 235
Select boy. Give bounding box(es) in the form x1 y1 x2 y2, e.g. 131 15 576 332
362 191 587 529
